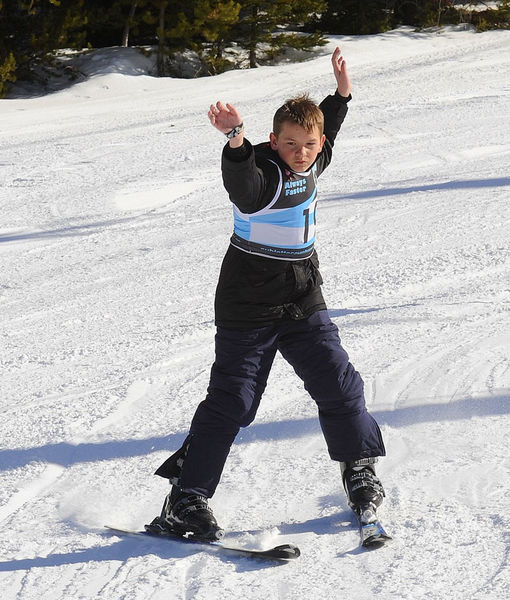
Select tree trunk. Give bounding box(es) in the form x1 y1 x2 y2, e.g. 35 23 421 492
157 1 168 77
122 1 138 48
249 6 257 68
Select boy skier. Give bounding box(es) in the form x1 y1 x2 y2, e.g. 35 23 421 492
150 48 386 540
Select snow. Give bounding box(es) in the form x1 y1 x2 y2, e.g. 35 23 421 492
1 25 509 599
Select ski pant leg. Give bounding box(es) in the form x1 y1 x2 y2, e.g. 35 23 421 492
161 325 278 497
277 310 385 462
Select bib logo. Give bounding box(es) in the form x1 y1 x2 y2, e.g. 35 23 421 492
284 178 307 196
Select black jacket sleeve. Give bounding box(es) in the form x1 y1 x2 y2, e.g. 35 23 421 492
320 91 351 147
314 91 351 176
221 139 280 214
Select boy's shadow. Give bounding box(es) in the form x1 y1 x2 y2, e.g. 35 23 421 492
0 526 290 574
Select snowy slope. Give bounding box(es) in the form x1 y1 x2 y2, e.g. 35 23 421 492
1 26 509 600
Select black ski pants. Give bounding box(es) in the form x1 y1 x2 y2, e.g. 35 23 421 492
163 310 385 497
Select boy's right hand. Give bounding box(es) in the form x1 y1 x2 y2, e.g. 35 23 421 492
208 101 244 147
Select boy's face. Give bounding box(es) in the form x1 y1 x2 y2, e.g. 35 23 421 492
270 121 325 173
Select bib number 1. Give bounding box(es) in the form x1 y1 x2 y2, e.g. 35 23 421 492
302 204 317 244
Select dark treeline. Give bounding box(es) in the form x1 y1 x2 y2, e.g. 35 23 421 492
1 1 509 96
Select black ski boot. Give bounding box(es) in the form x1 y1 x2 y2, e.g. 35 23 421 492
147 486 224 541
340 458 385 518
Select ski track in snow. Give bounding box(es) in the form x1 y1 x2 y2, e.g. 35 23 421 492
1 26 509 600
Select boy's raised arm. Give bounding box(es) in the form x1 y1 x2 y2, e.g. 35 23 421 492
208 101 245 148
331 47 352 98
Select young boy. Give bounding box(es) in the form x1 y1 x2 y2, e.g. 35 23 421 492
149 48 386 540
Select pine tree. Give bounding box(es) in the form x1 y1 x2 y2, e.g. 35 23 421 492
192 0 241 74
317 0 393 35
0 0 87 96
83 1 140 48
234 0 327 69
474 0 510 31
496 0 510 24
0 51 17 97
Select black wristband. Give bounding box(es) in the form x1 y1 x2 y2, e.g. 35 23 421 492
225 123 244 139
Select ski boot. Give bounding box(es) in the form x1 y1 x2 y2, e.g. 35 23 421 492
341 457 385 522
147 486 224 541
341 458 391 547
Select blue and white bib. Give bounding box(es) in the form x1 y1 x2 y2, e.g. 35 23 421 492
231 161 318 260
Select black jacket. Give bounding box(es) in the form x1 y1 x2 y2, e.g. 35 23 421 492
215 91 350 329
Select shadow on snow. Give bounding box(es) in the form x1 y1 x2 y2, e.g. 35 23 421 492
0 393 508 571
0 528 289 572
325 176 510 202
0 216 140 243
0 393 508 473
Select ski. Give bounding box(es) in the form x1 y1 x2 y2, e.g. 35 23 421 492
354 505 392 548
104 525 300 561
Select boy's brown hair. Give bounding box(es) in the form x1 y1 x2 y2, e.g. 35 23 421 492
273 93 324 136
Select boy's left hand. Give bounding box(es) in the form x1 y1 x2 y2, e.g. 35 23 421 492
332 47 352 98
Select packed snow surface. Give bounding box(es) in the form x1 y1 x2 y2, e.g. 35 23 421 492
1 26 509 600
